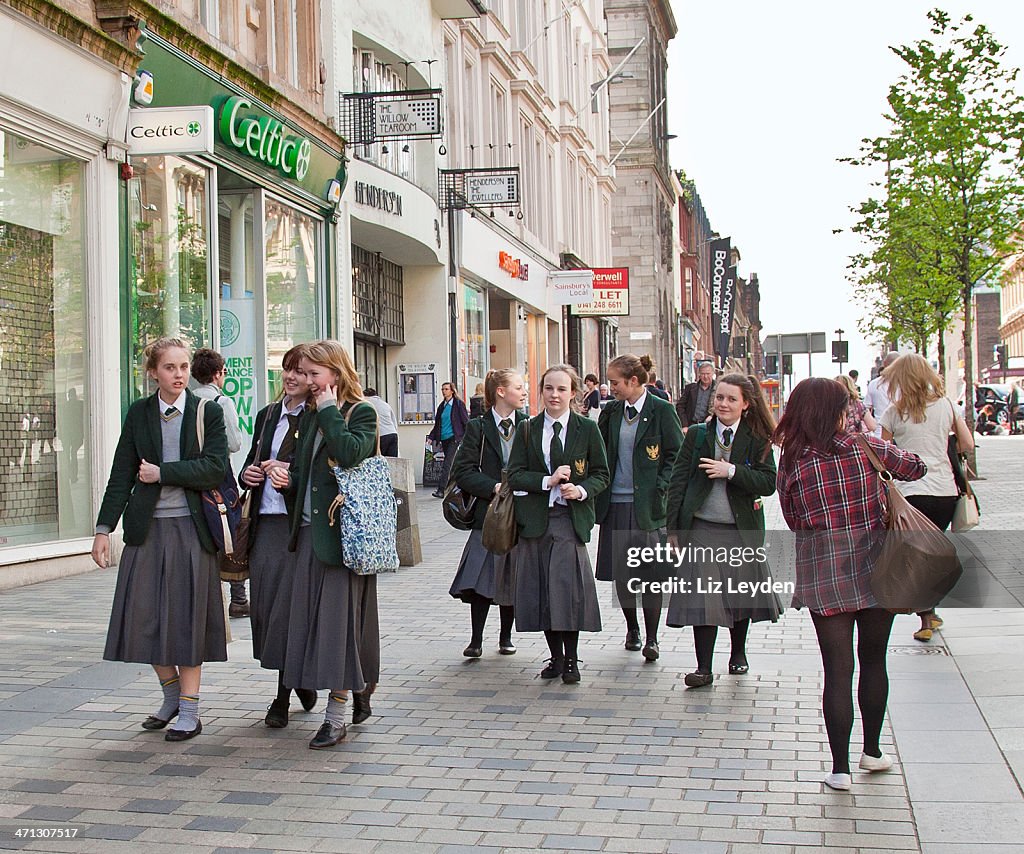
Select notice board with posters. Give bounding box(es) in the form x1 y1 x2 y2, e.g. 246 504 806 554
570 267 629 316
397 363 438 425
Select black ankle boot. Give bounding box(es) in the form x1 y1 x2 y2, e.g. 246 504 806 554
352 684 375 724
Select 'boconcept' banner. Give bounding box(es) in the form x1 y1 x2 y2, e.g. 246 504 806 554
709 238 731 362
718 266 737 361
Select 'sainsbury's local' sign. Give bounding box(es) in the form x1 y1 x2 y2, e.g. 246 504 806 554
127 106 214 155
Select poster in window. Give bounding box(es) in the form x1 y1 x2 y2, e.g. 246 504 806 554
398 363 437 424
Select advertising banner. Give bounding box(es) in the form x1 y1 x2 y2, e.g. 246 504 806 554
709 237 731 357
718 265 737 360
570 267 630 316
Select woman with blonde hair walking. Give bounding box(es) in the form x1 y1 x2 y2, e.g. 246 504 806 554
835 375 876 436
879 353 974 641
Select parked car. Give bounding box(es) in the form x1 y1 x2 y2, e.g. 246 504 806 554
974 384 1022 433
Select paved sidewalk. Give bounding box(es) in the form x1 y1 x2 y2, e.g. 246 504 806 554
0 438 1022 853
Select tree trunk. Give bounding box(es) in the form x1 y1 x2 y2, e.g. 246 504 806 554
961 282 978 476
937 332 946 384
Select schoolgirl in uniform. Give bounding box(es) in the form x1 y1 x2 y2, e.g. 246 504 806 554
507 364 609 684
596 354 683 661
268 340 380 749
239 344 318 727
449 369 528 657
93 337 229 742
665 373 779 687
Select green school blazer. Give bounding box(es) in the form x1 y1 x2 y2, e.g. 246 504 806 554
286 400 378 567
596 395 684 530
452 410 529 530
506 410 610 543
95 390 229 554
664 417 776 548
238 401 304 523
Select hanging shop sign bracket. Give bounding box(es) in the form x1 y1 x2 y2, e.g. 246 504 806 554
439 167 521 210
339 89 443 145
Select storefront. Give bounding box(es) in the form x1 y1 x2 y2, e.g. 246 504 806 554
122 33 347 472
458 212 560 414
0 6 129 570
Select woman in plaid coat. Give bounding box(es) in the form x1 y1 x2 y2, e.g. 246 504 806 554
774 378 925 793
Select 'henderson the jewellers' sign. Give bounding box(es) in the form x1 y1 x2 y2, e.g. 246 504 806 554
354 181 403 216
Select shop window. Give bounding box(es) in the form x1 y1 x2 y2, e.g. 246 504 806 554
128 156 211 400
0 130 90 549
463 284 487 384
352 245 405 346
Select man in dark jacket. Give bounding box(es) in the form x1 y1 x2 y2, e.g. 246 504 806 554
676 362 716 430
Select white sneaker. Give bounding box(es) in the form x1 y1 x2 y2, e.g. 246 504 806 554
824 772 852 791
859 752 893 772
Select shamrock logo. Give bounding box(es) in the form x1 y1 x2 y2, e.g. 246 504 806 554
294 139 312 181
186 121 201 136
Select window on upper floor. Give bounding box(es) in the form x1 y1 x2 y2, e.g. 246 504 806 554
489 80 507 165
350 46 415 181
200 0 219 38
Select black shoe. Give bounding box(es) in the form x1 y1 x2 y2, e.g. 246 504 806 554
624 629 642 651
463 645 483 658
265 701 288 728
642 640 660 662
352 685 374 725
498 639 517 655
728 660 749 675
309 721 346 749
431 490 444 499
684 671 714 688
142 710 177 730
165 719 203 742
539 657 564 679
228 601 250 618
561 658 581 684
295 688 318 712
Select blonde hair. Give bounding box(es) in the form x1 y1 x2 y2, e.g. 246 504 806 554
608 353 653 386
834 374 860 401
304 339 363 406
484 369 521 409
886 353 944 423
143 336 190 373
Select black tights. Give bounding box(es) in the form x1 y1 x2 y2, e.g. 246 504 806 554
811 608 895 774
544 630 580 661
468 593 514 647
615 579 662 641
692 619 750 672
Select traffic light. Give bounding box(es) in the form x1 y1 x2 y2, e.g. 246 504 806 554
832 340 849 363
994 343 1009 370
765 354 778 375
782 354 793 375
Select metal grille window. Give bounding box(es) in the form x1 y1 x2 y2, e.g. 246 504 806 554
352 245 405 345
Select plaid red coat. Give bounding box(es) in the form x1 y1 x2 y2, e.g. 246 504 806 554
776 433 925 615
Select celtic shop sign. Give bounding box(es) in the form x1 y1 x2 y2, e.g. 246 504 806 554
127 106 215 155
217 96 312 181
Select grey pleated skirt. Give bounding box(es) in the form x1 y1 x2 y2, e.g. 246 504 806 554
667 518 782 628
282 525 380 692
514 506 602 633
104 516 227 667
595 500 665 582
248 515 295 670
450 528 517 606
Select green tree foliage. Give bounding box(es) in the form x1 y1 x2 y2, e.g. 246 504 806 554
845 9 1024 430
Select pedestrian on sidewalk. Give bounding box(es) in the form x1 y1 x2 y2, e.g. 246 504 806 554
269 340 381 750
775 377 925 792
448 369 528 658
362 388 399 457
879 354 974 642
595 354 683 662
665 373 779 687
836 375 876 435
191 348 247 617
508 364 609 685
92 337 229 742
428 381 469 498
676 361 716 432
238 344 318 728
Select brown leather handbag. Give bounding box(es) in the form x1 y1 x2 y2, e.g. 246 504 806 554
482 472 518 555
856 435 963 612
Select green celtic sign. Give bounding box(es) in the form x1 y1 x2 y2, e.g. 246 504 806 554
218 95 312 182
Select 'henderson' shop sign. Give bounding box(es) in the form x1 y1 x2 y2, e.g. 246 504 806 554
354 181 403 216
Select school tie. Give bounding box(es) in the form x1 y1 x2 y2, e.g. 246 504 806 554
161 406 180 422
722 427 733 448
499 418 514 441
625 405 638 422
550 421 564 470
277 412 302 463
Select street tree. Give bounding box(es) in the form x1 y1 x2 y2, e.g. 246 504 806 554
845 9 1024 445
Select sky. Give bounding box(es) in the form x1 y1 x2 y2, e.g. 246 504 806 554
666 0 1024 384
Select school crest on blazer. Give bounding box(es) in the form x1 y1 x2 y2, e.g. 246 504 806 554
574 458 587 476
645 442 660 461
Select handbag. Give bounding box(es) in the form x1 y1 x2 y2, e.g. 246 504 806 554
219 408 270 582
482 471 518 555
945 400 981 532
856 435 963 612
196 398 243 555
441 427 486 530
327 404 399 574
